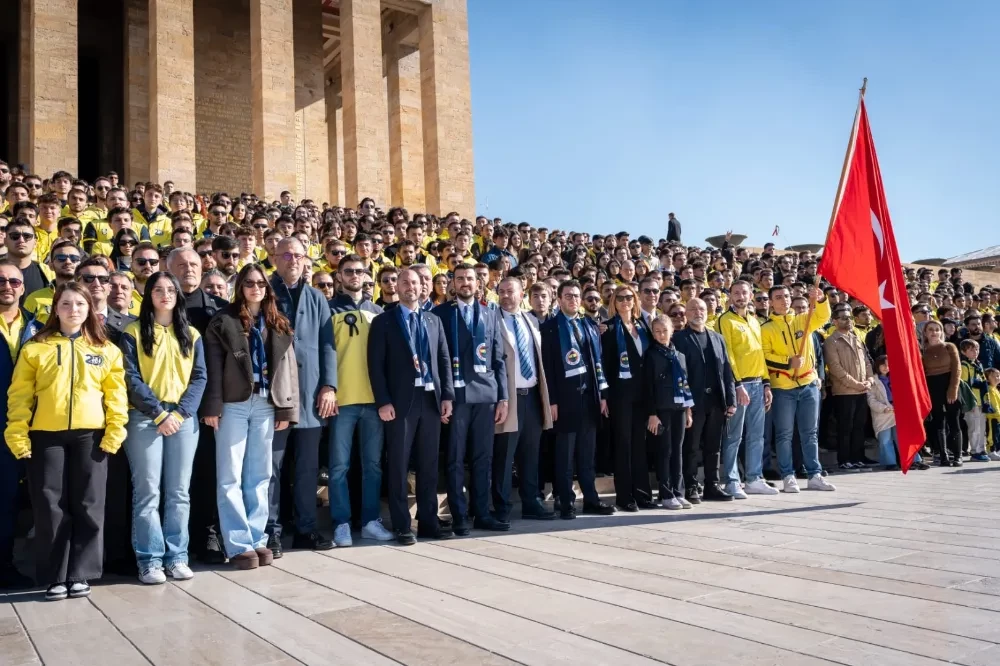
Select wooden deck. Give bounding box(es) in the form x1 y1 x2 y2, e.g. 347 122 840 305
4 465 1000 665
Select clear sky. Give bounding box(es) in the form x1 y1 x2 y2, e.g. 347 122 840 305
467 0 999 262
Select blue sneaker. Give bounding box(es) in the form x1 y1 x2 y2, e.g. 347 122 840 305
971 453 990 462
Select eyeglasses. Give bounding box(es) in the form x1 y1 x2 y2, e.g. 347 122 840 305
53 253 82 263
218 252 239 260
78 274 111 285
152 286 177 296
280 252 305 262
197 249 212 257
341 267 367 277
328 249 346 257
135 257 160 267
615 294 635 302
669 312 685 318
0 277 23 288
641 288 659 295
27 182 42 189
243 280 268 289
8 232 34 241
754 296 769 302
119 239 138 247
381 275 397 283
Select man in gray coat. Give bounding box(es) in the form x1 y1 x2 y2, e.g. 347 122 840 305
266 238 338 555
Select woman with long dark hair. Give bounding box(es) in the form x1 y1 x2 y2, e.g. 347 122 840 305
5 282 128 600
921 320 962 466
120 272 207 584
601 284 656 511
109 228 141 273
202 265 299 570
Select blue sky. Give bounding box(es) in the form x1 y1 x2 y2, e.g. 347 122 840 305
467 0 999 262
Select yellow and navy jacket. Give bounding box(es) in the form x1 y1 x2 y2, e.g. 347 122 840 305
984 385 1000 422
23 284 56 323
961 357 987 407
5 332 129 459
34 224 58 262
119 321 207 424
132 206 172 247
82 217 115 254
330 293 382 406
760 299 831 390
716 308 769 386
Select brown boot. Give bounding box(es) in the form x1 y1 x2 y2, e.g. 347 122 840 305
254 547 274 566
232 550 259 570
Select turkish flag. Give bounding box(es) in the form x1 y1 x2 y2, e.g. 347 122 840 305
818 98 931 472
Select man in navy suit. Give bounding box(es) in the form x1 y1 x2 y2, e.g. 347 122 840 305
540 280 616 519
368 268 454 545
673 297 737 503
433 265 509 533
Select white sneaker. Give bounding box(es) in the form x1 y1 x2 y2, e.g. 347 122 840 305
782 475 800 493
677 496 693 509
165 563 194 580
724 481 748 499
662 497 683 510
333 523 353 547
138 567 166 585
989 452 1000 461
807 474 836 491
361 519 394 542
745 478 779 495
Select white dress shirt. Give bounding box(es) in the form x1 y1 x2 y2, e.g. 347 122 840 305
502 310 538 389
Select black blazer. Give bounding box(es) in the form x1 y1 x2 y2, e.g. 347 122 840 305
672 327 736 410
368 307 454 418
104 309 134 346
432 301 507 404
600 316 644 404
541 315 605 434
641 342 690 415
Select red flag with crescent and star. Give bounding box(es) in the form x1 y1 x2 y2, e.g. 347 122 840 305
818 94 930 473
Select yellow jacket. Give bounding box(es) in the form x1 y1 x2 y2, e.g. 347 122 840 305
760 299 831 390
5 333 129 459
716 308 768 385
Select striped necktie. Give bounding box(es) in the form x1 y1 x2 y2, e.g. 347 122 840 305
511 315 534 381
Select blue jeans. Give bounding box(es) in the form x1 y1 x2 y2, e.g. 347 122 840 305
328 404 384 527
771 383 822 478
125 410 199 569
877 427 897 466
215 394 274 558
722 381 766 484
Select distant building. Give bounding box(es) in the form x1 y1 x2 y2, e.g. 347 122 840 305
943 246 1000 272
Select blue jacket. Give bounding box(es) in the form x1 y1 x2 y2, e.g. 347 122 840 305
270 275 337 428
480 246 518 268
959 329 1000 371
432 300 508 405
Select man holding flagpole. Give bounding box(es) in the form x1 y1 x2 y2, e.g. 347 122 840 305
818 80 931 472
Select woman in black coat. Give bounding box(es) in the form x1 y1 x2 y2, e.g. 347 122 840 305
641 314 694 510
601 284 655 511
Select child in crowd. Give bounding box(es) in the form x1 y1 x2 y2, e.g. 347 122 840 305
867 355 929 471
983 368 1000 461
959 340 989 461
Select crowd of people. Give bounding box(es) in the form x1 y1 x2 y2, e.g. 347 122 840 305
0 160 996 602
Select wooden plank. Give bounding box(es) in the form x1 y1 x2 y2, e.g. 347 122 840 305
0 603 41 666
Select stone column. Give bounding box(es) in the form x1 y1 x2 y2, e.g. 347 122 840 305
251 0 297 201
387 42 425 211
124 0 149 185
149 0 196 190
419 0 475 218
293 0 330 203
19 0 79 178
325 78 345 206
340 0 388 209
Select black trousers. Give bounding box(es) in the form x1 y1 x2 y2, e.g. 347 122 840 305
386 390 440 534
447 402 496 526
555 409 599 507
492 386 543 520
651 409 686 499
834 394 869 463
103 444 133 571
28 430 108 585
189 423 220 554
267 427 322 539
611 398 652 506
0 443 23 567
926 373 963 462
683 402 725 489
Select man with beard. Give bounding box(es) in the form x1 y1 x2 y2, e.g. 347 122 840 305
376 266 399 309
23 239 82 322
130 242 161 300
211 235 239 296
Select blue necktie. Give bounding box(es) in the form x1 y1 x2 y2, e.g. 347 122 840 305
511 315 534 381
409 312 419 343
462 304 473 331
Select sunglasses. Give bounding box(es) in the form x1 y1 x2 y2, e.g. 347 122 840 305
669 312 685 318
197 249 212 257
78 274 111 285
53 254 81 263
328 249 346 257
0 277 23 288
615 294 635 302
341 267 367 277
253 223 269 230
218 252 239 260
8 232 34 241
135 257 159 267
315 281 334 289
641 288 659 295
381 275 397 283
243 280 269 289
119 239 138 247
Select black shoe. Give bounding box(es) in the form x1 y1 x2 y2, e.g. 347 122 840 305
795 468 808 479
559 507 577 520
852 461 873 472
685 488 702 505
911 461 930 470
616 502 639 513
490 511 511 527
200 533 227 565
0 564 34 590
883 465 900 471
473 516 511 532
437 518 453 530
417 526 454 540
951 459 964 467
763 468 781 481
860 456 879 466
521 506 556 520
317 468 330 487
68 581 91 599
702 484 733 501
292 531 333 551
395 531 417 546
452 522 471 537
266 533 284 558
636 499 659 510
582 501 616 516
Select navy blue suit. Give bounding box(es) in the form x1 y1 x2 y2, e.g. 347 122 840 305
432 300 507 526
368 306 453 535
